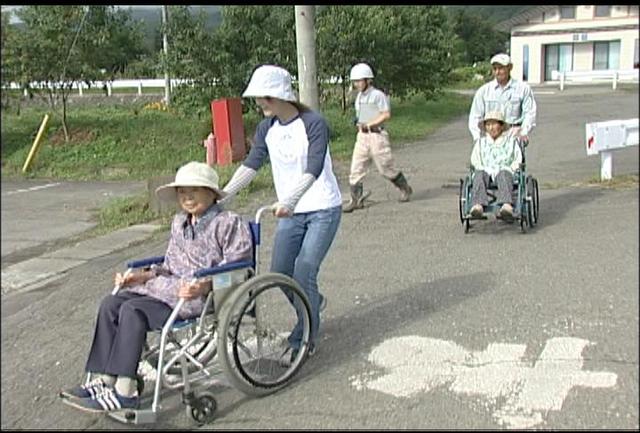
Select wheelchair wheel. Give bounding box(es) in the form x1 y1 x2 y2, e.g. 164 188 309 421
186 391 217 425
217 272 312 397
143 321 218 376
458 179 465 224
459 177 471 224
533 177 540 224
526 176 538 227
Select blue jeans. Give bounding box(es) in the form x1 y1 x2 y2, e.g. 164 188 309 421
270 205 341 351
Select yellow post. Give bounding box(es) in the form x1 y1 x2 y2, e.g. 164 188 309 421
22 113 50 173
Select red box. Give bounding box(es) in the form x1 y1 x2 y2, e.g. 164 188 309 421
210 98 246 166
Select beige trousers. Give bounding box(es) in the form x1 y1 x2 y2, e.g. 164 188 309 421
348 130 400 186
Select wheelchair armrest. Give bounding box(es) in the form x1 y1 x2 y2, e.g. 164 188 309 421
126 256 165 270
193 260 255 279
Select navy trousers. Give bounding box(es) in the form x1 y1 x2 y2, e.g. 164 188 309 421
84 291 172 378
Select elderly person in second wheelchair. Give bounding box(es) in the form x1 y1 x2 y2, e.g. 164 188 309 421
59 161 253 414
469 111 523 221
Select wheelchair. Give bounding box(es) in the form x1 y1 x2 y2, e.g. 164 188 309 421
458 138 539 233
89 205 313 425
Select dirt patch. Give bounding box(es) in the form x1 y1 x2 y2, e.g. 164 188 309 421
48 127 95 146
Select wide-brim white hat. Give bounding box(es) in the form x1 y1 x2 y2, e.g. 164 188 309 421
242 64 298 102
155 161 226 202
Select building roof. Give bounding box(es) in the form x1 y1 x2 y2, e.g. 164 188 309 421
495 6 557 32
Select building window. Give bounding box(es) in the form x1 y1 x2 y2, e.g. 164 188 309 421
593 41 620 70
545 43 574 81
560 6 576 19
595 5 610 17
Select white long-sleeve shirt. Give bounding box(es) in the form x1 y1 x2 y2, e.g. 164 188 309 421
468 78 537 141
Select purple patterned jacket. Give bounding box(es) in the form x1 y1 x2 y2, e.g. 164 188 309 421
124 204 253 319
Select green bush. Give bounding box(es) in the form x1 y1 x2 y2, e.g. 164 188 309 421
450 61 492 84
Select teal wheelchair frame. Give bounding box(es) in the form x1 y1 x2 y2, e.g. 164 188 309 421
458 138 539 233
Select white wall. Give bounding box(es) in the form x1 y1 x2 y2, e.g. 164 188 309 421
509 5 639 83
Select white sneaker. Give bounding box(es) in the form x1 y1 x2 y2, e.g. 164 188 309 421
500 203 514 221
470 204 483 218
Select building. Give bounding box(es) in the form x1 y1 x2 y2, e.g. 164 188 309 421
497 5 639 84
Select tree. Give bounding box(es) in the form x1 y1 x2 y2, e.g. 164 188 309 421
450 8 509 66
1 10 21 109
317 6 456 110
213 6 296 96
316 6 373 111
11 6 144 141
166 6 297 116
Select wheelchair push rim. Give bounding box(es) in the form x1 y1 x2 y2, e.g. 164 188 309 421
216 272 313 397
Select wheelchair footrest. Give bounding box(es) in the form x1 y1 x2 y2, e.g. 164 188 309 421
107 408 158 424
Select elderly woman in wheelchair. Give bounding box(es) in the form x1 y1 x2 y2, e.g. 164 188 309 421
468 110 523 221
59 161 253 417
459 109 540 233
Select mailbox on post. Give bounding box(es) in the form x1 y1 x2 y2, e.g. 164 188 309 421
208 98 246 166
585 118 639 180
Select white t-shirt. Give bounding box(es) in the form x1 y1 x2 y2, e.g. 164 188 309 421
243 110 342 213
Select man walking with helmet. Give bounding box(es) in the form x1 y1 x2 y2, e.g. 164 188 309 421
343 62 413 213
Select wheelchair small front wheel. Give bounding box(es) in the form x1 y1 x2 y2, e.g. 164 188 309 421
186 392 217 424
520 204 529 233
217 272 312 397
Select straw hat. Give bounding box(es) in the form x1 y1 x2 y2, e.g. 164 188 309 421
155 161 226 202
483 111 506 123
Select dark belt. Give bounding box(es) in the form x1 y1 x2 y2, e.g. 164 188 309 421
511 123 522 127
362 126 384 133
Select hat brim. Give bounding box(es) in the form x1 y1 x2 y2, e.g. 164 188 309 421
155 183 227 203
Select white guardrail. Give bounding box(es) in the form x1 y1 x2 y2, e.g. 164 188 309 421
551 69 639 91
5 76 346 97
6 79 194 96
585 118 639 180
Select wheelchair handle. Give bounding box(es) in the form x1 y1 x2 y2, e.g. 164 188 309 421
255 204 276 224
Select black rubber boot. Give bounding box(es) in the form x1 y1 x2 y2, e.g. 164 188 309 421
391 172 413 202
343 183 369 213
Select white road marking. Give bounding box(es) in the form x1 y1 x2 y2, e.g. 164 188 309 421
3 182 62 195
351 336 617 429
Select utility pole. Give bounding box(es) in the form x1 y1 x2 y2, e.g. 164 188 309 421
162 5 171 105
294 5 319 112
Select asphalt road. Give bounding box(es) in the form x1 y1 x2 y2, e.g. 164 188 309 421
1 84 638 430
1 179 145 266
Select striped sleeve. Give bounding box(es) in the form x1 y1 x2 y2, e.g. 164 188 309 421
279 173 316 212
220 164 257 204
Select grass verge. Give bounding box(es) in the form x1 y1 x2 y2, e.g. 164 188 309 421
1 91 472 233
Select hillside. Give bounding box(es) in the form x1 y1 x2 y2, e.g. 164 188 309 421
445 5 533 24
126 6 222 51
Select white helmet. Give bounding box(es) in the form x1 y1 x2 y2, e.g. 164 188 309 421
242 65 297 102
350 63 374 80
